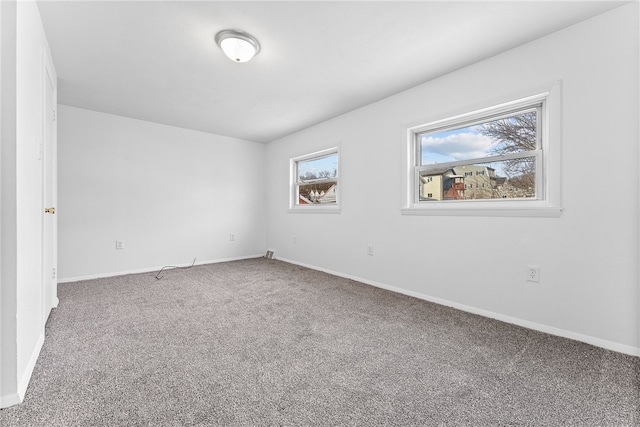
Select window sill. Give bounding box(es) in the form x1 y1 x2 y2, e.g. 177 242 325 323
288 206 341 214
401 204 562 218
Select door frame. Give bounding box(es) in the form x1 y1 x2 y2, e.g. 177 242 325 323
41 46 58 324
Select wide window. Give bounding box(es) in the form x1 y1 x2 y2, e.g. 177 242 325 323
418 107 540 202
403 85 562 217
289 147 339 212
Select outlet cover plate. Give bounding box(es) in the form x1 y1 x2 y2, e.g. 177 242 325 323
526 265 540 283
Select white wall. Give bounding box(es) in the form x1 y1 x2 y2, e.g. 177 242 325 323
57 106 266 281
1 0 56 407
265 4 640 355
0 0 19 407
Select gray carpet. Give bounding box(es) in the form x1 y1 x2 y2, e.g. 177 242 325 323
1 258 638 426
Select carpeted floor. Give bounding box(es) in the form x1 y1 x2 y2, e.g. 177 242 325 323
1 258 638 426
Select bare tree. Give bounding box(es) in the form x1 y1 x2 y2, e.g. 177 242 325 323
480 112 536 184
300 169 337 181
300 171 318 181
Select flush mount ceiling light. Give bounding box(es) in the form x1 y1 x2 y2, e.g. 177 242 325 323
215 29 261 63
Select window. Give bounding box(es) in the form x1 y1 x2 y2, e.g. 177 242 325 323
418 106 540 202
402 84 562 217
289 146 340 212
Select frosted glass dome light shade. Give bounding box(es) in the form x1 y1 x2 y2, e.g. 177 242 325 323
215 30 261 63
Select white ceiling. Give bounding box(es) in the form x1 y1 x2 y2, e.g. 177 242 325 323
37 1 626 143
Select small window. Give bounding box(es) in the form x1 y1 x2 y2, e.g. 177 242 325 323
403 85 562 217
289 147 339 212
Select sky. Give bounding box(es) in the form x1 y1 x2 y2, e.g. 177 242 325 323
421 112 535 166
420 115 534 178
420 125 514 176
298 153 338 179
421 125 496 165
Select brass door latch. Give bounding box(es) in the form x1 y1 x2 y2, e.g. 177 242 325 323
45 207 56 214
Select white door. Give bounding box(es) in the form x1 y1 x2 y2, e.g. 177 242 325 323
42 59 57 320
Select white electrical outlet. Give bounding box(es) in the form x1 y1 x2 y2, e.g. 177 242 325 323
230 234 235 241
367 245 374 256
116 240 125 250
293 236 297 244
526 265 540 283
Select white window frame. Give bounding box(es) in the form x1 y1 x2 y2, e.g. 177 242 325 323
402 82 562 217
288 146 340 213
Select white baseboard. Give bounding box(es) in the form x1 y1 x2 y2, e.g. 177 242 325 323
18 333 45 399
0 333 45 409
0 392 21 409
277 257 640 358
58 254 265 283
